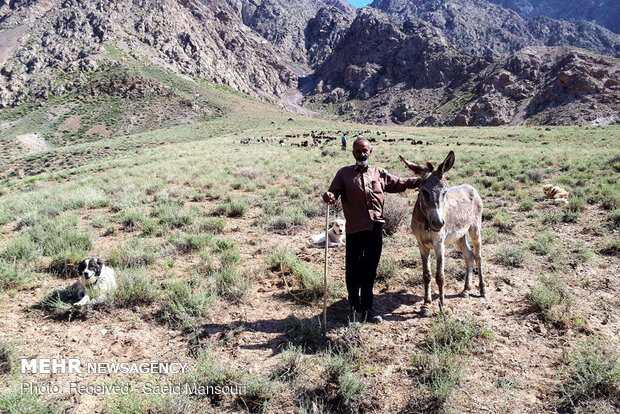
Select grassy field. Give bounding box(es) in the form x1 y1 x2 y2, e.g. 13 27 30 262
0 79 619 413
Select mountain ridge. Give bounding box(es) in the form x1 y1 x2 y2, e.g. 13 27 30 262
1 0 618 127
307 8 620 126
488 0 620 34
368 0 620 57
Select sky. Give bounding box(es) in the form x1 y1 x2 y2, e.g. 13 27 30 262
346 0 374 7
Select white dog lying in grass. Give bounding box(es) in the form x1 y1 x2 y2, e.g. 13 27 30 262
72 258 117 307
306 219 346 248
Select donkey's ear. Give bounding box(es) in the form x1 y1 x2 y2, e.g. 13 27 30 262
399 155 428 176
437 151 455 176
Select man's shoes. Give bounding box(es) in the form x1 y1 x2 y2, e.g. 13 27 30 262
362 309 383 324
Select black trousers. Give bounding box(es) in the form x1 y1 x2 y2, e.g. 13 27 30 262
345 222 383 312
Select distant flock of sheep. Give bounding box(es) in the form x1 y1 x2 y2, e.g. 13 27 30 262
237 129 460 147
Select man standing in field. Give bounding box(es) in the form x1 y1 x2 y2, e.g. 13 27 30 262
323 137 420 323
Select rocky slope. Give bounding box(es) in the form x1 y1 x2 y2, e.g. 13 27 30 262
312 10 472 99
0 0 360 110
305 6 356 68
224 0 355 65
308 9 620 126
1 0 619 126
489 0 620 34
0 0 297 108
453 46 620 126
369 0 620 57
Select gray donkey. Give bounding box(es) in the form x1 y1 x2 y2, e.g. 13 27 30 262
399 151 486 316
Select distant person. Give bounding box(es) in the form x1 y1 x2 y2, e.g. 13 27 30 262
341 134 347 150
322 137 420 323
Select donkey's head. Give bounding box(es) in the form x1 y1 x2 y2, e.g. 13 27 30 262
399 151 455 231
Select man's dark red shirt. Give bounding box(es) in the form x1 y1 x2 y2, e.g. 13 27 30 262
327 164 420 234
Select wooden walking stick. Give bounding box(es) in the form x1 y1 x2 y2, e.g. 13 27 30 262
322 204 329 337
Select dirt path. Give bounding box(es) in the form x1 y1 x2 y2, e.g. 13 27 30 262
281 71 322 118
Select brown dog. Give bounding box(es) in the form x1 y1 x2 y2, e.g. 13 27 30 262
542 184 569 203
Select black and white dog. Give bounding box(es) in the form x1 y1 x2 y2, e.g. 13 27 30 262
72 258 117 307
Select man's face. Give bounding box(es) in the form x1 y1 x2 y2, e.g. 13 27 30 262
352 140 372 167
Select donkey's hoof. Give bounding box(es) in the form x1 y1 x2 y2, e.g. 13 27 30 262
420 307 431 317
459 291 470 298
480 291 488 299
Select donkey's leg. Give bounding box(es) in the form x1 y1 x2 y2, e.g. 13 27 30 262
456 236 474 298
434 242 446 313
469 223 487 298
419 245 432 317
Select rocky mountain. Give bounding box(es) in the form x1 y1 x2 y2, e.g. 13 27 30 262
1 0 619 126
368 0 620 57
308 8 620 126
312 10 471 98
305 6 356 67
453 46 620 126
0 0 301 108
489 0 620 34
224 0 355 65
0 0 359 109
